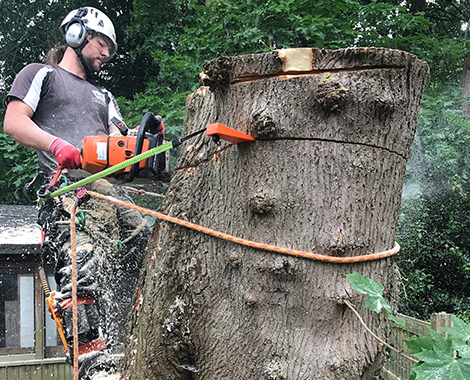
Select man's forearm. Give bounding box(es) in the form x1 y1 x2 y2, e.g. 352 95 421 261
4 100 56 152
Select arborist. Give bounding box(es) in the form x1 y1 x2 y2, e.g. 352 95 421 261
4 6 157 379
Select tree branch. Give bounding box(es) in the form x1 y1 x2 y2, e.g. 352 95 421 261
344 299 419 364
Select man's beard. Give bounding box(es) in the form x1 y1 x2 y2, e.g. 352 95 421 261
80 54 101 74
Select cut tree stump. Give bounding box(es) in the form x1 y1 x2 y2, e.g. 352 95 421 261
122 47 429 380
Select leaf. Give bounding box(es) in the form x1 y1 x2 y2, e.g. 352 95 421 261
412 348 470 380
406 334 435 355
442 316 470 343
365 294 392 314
347 272 383 296
347 272 391 314
407 328 470 380
440 316 470 358
388 314 406 329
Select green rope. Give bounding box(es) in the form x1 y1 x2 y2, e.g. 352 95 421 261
76 211 86 230
38 141 174 207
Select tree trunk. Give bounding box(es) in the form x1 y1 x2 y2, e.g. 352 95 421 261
122 47 429 380
461 50 470 116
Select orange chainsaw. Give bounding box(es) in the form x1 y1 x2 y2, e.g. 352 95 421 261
80 112 255 183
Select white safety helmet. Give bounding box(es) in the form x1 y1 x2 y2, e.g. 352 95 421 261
60 7 117 60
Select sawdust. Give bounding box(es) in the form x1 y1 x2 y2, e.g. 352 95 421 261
56 179 151 350
90 371 120 380
61 179 122 264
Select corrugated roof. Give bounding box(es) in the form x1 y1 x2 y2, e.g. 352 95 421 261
0 205 41 254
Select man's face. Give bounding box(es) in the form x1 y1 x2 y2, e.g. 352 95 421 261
81 34 113 72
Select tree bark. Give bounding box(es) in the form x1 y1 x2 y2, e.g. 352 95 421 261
460 50 470 116
122 47 429 380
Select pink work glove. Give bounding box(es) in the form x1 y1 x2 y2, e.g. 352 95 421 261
155 117 165 135
49 138 81 169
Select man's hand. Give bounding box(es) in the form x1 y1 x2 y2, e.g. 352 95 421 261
49 138 81 169
155 117 165 135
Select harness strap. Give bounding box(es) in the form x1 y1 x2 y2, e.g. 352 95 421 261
78 337 107 357
60 296 95 311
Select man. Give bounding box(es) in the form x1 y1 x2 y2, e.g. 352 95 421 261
4 6 121 174
4 7 154 380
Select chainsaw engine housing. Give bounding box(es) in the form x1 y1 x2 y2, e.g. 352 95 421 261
81 132 168 182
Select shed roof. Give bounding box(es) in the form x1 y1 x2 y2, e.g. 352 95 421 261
0 205 41 254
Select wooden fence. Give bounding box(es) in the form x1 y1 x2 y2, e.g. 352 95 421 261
379 312 452 380
0 354 125 380
0 357 72 380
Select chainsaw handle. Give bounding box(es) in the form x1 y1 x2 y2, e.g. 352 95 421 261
124 112 162 182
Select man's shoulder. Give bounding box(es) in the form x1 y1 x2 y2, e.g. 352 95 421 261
17 63 54 79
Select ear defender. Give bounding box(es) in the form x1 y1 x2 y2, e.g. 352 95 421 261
65 21 86 47
64 8 89 48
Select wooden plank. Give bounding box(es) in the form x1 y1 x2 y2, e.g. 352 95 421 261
43 363 57 379
34 264 45 360
0 367 7 380
19 364 32 380
400 313 431 337
30 365 42 380
7 366 19 380
380 367 401 380
431 312 452 335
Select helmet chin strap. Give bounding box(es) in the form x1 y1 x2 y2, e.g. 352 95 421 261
73 42 98 82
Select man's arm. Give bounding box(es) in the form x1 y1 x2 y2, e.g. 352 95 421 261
4 99 81 169
4 99 56 151
109 122 120 135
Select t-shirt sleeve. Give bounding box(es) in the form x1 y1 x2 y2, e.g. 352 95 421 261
6 63 53 112
104 89 123 130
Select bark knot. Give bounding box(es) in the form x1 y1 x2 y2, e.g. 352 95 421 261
317 77 349 114
201 56 233 89
252 113 278 138
249 193 274 214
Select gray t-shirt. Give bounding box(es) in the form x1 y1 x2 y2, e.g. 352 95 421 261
7 63 122 173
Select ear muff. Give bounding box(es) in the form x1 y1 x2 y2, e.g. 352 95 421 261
65 21 86 48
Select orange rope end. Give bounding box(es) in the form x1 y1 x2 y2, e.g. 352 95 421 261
70 203 79 380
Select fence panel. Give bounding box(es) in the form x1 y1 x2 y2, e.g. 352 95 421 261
380 312 452 380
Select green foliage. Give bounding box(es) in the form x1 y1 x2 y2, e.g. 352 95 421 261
407 316 470 380
0 129 38 204
178 0 361 59
348 272 470 380
117 50 200 140
347 272 405 327
355 1 430 48
355 1 470 85
396 87 470 320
